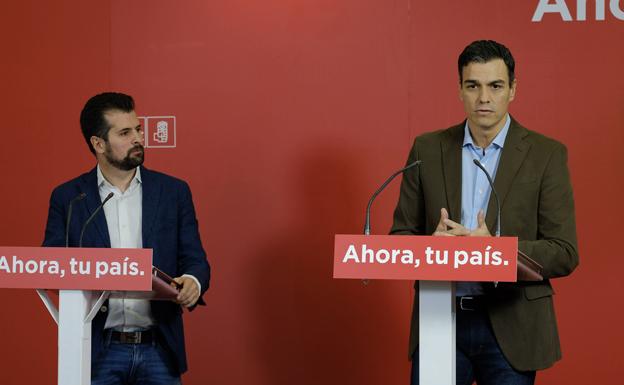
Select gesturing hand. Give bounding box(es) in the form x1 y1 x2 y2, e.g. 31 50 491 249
469 209 492 237
433 208 470 236
432 208 491 237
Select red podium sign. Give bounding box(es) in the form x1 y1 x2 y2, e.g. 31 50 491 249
0 247 152 290
334 235 517 281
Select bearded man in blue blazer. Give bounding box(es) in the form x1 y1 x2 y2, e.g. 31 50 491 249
43 92 211 385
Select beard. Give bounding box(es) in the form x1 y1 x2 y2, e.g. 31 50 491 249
105 144 145 171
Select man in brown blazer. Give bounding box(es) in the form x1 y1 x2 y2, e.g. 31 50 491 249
391 40 579 385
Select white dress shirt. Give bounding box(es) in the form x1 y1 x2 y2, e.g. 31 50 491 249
97 166 156 331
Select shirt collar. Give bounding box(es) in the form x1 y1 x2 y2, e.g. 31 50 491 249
462 114 511 149
96 164 142 189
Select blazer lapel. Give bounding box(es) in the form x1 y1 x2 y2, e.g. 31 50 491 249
141 167 162 253
441 124 464 222
485 118 531 232
78 168 111 247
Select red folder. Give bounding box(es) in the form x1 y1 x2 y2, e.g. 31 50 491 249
110 267 180 300
518 250 543 281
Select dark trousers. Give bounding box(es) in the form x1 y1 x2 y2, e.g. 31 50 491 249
92 330 181 385
410 308 536 385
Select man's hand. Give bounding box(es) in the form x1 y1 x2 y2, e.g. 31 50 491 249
469 209 491 237
172 276 200 308
432 208 491 237
433 208 470 236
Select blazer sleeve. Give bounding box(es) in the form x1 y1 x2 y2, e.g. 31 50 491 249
390 139 426 236
518 143 579 279
42 187 68 248
176 181 211 296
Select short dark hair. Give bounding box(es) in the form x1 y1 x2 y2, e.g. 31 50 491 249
80 92 135 154
458 40 515 84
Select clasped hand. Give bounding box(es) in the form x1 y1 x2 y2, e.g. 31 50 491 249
432 208 491 237
171 276 200 308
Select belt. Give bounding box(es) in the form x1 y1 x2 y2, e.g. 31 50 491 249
456 296 487 311
110 330 156 344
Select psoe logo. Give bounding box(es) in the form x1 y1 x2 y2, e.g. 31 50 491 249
532 0 624 21
139 116 176 148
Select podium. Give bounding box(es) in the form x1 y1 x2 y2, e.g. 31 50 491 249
333 234 542 385
0 246 177 385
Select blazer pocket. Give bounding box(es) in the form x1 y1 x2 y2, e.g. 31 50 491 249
524 284 554 300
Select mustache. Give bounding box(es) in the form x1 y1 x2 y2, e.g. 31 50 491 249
129 145 144 154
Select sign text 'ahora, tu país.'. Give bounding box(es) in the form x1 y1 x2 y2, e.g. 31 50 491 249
334 235 518 282
0 247 152 291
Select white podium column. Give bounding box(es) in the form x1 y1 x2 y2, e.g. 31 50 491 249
419 281 455 385
58 290 93 385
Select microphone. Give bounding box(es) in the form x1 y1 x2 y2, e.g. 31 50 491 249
472 159 500 237
65 192 87 247
364 160 422 235
79 192 114 247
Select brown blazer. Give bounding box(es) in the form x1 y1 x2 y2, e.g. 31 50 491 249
390 118 579 371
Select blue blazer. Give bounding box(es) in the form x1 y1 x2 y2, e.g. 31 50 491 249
42 166 211 374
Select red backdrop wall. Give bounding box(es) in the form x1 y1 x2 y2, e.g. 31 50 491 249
0 1 622 384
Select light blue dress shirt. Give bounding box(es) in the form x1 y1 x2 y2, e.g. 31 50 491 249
456 114 510 297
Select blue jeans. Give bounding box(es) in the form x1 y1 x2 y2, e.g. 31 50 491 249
410 309 535 385
92 332 181 385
